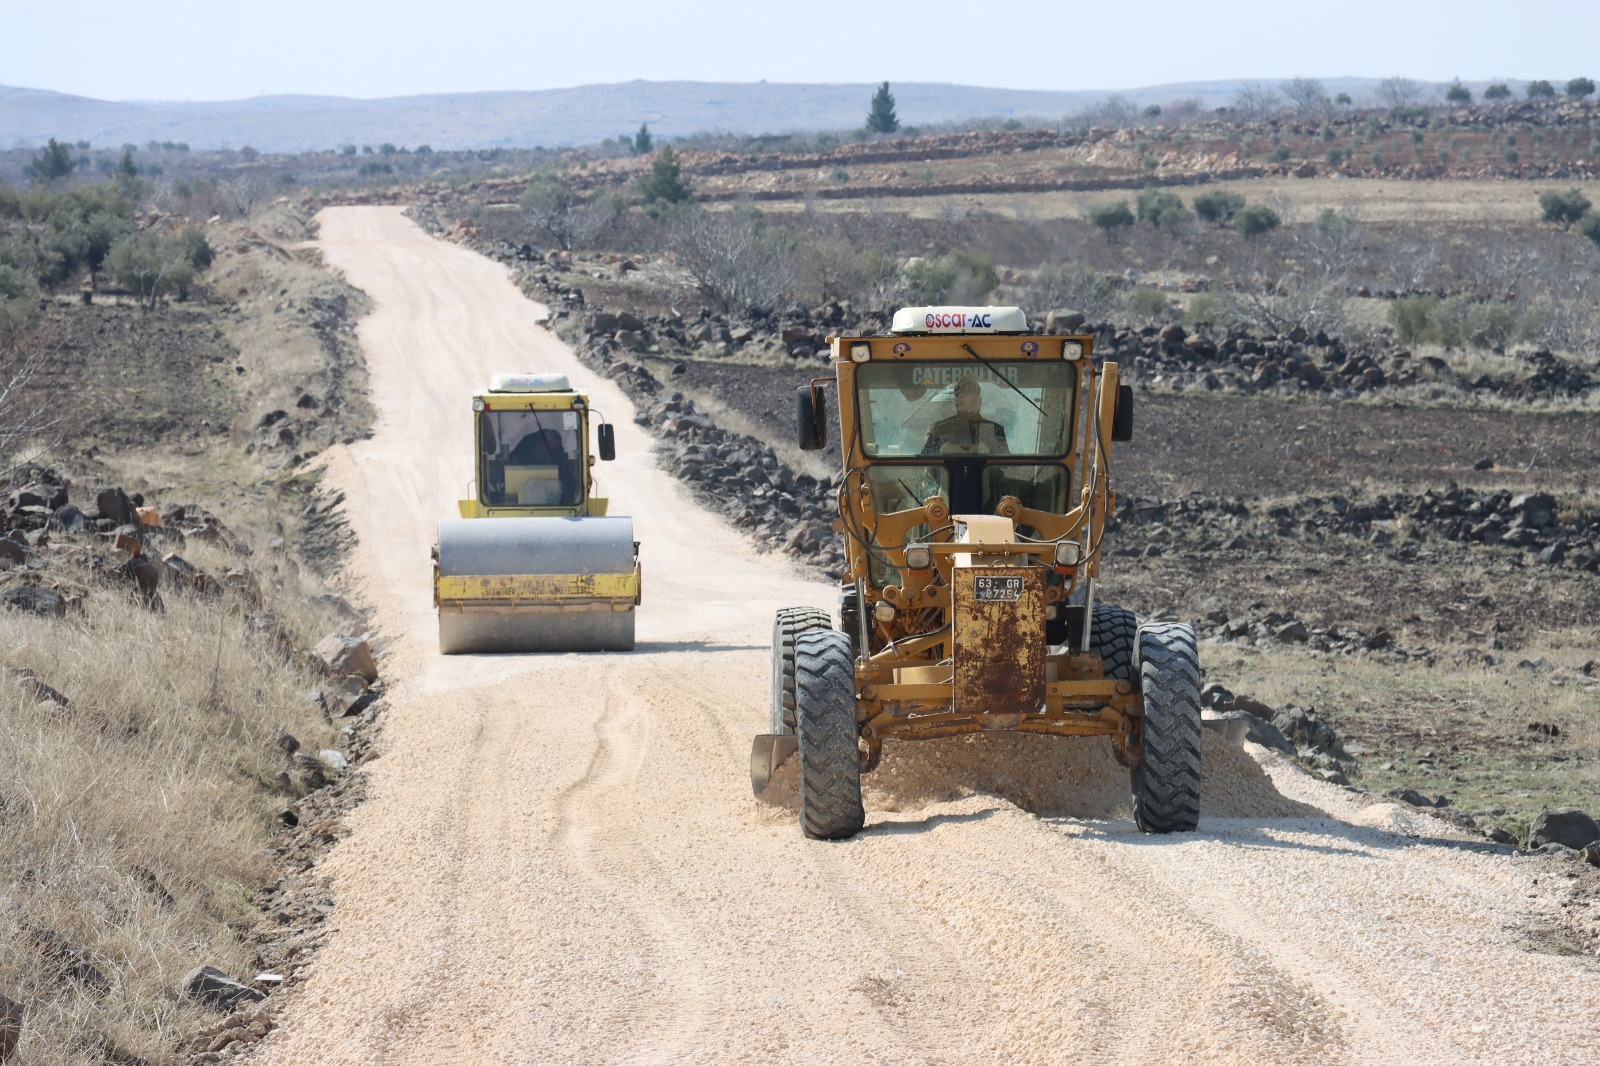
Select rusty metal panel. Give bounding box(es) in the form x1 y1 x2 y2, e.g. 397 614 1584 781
951 566 1045 716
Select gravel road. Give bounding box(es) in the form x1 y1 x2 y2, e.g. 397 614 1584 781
252 206 1600 1065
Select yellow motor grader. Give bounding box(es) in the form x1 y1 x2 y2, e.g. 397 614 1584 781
753 307 1202 839
433 373 640 653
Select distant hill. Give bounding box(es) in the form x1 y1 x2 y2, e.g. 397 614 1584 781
0 78 1399 153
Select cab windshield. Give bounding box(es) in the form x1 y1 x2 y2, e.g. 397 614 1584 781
478 408 582 507
856 361 1076 458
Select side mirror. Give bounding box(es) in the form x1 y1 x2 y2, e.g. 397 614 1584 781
796 385 827 451
1111 384 1133 443
597 422 616 461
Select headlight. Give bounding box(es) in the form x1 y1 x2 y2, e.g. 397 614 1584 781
850 343 871 363
1054 541 1083 566
873 600 896 624
1062 341 1083 361
904 544 932 570
471 398 486 412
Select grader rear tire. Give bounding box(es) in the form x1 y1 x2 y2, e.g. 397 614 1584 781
794 630 865 840
1131 622 1203 834
770 607 833 735
1090 604 1138 683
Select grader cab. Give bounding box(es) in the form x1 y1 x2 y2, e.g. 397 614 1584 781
754 307 1202 840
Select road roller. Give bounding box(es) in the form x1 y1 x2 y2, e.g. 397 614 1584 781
433 372 641 653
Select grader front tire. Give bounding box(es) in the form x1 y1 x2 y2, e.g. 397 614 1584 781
770 607 833 735
794 630 865 840
1131 622 1203 834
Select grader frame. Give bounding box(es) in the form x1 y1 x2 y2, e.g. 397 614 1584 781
756 306 1203 840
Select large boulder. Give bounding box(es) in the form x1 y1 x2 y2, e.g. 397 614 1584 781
314 634 378 682
1528 807 1600 850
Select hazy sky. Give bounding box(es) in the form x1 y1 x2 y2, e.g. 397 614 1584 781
6 0 1598 101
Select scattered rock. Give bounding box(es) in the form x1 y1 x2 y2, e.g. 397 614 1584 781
1386 787 1434 808
181 966 267 1011
1529 806 1600 850
1 586 64 617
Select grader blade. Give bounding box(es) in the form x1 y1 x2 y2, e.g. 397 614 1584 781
750 734 798 795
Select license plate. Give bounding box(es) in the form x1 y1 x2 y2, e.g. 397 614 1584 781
974 576 1024 601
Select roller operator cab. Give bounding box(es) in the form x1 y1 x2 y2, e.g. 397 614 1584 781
433 373 641 654
756 307 1203 840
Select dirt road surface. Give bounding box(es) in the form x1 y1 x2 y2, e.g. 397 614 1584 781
253 206 1600 1065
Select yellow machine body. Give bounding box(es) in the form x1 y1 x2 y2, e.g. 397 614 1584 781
433 374 640 654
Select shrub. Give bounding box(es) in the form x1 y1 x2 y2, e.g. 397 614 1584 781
1192 189 1245 225
1578 210 1600 248
1446 82 1472 104
1184 290 1225 327
1484 83 1511 101
1273 145 1292 162
1134 187 1190 228
1566 77 1596 99
1326 147 1348 166
1235 203 1281 238
1389 295 1440 345
903 249 998 305
1539 187 1591 229
1505 148 1520 164
666 207 796 314
1127 286 1172 321
1526 80 1555 98
1086 200 1134 230
1027 263 1121 323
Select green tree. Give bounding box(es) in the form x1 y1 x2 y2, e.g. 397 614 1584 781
115 149 139 181
1445 82 1472 105
1134 187 1190 228
1235 203 1281 238
632 124 653 155
635 145 694 216
1567 77 1596 99
78 211 130 289
106 231 195 309
1484 82 1511 101
29 139 76 184
1334 92 1353 106
1086 200 1134 231
179 226 214 272
1192 189 1245 225
1526 80 1556 98
519 172 578 249
1539 187 1591 229
866 82 899 134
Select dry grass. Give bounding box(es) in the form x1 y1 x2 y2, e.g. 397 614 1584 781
1205 639 1600 837
0 522 350 1065
0 203 370 1063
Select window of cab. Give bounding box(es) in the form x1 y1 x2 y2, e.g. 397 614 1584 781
855 361 1077 459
